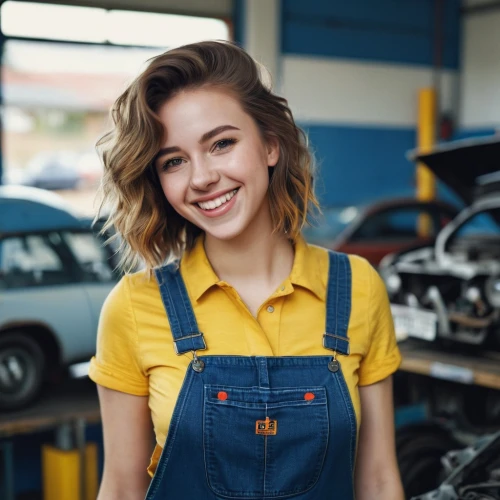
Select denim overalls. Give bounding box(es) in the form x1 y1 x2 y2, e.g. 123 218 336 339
146 251 357 500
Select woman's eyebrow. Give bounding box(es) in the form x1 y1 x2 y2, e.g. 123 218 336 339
156 146 181 159
199 125 240 144
155 125 240 161
154 146 180 165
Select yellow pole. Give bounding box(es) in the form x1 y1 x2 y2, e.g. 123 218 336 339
417 88 437 236
42 443 98 500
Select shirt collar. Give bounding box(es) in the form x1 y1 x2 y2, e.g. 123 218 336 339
180 235 220 302
180 234 324 302
289 235 325 300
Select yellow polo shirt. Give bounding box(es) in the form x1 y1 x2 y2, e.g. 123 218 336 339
89 236 401 476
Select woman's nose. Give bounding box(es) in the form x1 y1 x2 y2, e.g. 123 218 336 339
189 157 220 190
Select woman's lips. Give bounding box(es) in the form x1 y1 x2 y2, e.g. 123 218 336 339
194 188 239 218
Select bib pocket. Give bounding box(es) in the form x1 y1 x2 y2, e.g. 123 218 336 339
203 385 329 498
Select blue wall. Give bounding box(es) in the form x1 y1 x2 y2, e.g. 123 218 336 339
304 124 417 205
304 123 469 208
282 0 461 68
281 0 462 207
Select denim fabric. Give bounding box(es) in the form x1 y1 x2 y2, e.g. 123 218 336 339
323 251 351 355
147 251 356 500
155 264 207 354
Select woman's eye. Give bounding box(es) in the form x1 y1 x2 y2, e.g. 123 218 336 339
213 138 236 151
162 158 183 171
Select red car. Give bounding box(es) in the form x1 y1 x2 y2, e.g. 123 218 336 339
304 198 459 266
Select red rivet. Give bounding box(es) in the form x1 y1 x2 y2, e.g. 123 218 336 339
218 391 228 401
304 392 315 401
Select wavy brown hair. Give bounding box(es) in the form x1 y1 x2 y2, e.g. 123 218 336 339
97 40 319 272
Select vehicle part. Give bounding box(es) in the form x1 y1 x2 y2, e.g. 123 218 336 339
396 421 462 498
384 137 500 348
0 332 45 410
411 431 500 499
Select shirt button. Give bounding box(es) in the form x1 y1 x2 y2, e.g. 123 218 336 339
280 286 285 291
267 305 275 313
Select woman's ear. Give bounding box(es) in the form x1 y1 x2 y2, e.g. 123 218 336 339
266 136 280 167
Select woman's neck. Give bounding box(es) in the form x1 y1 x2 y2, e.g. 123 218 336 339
204 223 294 291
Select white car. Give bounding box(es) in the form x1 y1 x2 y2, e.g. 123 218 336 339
0 186 117 410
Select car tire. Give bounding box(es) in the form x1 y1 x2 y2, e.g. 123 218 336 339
0 333 45 411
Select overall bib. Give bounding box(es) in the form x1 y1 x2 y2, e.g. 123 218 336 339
146 251 357 500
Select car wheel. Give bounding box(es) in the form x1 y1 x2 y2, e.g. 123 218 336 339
0 333 45 411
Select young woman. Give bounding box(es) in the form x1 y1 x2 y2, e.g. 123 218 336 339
90 40 404 500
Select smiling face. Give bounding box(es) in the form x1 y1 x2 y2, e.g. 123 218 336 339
155 87 279 244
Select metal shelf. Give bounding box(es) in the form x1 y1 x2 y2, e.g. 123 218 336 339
0 378 100 500
0 378 100 437
399 340 500 390
1 342 499 438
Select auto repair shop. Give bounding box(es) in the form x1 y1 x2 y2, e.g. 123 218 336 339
1 1 500 499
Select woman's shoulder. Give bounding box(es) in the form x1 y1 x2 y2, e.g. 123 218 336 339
104 269 162 313
307 244 388 313
346 254 386 305
304 241 374 288
124 268 159 292
347 253 374 286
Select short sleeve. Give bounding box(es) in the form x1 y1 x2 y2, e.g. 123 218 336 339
88 275 149 396
358 264 402 386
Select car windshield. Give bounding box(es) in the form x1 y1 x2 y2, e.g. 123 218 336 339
303 206 360 245
455 209 500 238
445 207 500 259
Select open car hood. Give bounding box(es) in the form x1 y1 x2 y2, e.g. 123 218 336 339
409 135 500 205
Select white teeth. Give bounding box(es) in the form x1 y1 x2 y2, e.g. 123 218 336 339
197 189 238 211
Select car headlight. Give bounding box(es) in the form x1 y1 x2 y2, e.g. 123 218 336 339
485 276 500 308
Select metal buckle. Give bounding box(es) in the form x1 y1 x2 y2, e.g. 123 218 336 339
173 332 207 355
191 350 205 373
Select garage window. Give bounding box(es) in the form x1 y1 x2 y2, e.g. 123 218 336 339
1 1 230 215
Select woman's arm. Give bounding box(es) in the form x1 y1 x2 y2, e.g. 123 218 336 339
354 376 404 500
97 385 154 500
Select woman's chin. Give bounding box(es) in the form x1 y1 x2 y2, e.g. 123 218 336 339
201 222 248 244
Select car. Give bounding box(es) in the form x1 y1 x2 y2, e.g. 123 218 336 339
304 198 459 266
0 185 118 410
22 151 81 190
380 136 500 349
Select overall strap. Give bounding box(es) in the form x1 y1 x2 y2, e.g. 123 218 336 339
323 251 352 356
154 263 207 355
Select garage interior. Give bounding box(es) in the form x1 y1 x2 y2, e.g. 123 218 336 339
1 0 500 499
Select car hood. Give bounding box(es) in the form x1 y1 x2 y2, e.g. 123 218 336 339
409 135 500 205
